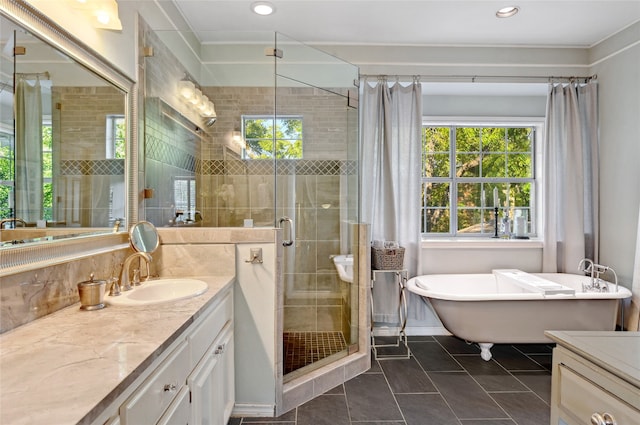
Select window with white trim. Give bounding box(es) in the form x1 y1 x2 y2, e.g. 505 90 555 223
421 121 540 237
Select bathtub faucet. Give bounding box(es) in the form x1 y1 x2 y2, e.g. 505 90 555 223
0 218 27 229
578 258 618 293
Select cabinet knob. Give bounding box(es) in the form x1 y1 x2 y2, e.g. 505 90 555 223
214 343 225 355
591 412 617 425
163 383 177 392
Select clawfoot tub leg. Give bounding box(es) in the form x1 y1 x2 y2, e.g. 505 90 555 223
479 343 494 361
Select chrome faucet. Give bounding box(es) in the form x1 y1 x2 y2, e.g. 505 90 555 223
578 258 618 293
0 218 27 229
120 252 152 291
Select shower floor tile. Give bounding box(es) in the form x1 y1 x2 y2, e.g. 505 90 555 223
283 331 347 374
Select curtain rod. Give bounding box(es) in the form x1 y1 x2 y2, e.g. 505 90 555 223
15 71 50 80
360 74 597 83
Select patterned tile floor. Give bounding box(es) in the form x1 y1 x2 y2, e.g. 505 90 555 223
283 331 348 374
230 335 553 425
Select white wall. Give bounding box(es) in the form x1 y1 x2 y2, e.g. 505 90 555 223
591 22 640 286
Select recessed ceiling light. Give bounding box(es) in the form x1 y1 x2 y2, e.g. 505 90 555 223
252 2 275 16
496 6 519 18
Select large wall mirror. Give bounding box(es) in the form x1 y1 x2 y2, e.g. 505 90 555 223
0 0 135 253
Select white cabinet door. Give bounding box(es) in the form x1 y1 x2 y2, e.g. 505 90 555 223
188 324 234 425
220 329 234 421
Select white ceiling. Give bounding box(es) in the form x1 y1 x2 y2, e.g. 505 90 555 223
171 0 640 47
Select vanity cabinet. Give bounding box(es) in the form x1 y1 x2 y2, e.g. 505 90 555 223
547 331 640 425
189 324 235 424
106 286 234 425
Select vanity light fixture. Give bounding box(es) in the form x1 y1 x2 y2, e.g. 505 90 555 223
177 78 217 120
190 88 203 106
496 6 519 18
251 1 275 16
72 0 123 30
178 79 196 101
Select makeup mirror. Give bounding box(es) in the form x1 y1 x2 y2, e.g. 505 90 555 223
129 221 159 254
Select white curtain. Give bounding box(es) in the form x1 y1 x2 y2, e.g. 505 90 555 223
14 77 43 223
542 81 599 272
361 78 424 322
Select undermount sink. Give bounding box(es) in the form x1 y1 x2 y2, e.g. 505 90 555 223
106 278 208 306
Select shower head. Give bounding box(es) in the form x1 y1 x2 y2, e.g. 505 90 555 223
204 116 217 127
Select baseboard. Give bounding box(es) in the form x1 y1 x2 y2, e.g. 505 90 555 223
231 403 275 417
405 326 451 336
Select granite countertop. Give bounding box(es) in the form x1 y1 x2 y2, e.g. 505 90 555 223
545 330 640 389
0 275 235 425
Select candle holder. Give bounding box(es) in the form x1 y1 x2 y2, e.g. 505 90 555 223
492 207 499 238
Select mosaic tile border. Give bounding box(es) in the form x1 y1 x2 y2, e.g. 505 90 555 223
200 159 357 176
145 134 197 172
59 159 124 176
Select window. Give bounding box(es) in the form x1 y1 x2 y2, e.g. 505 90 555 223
42 122 52 221
0 124 53 222
0 130 13 219
421 122 538 237
242 115 302 159
106 115 126 159
174 177 196 220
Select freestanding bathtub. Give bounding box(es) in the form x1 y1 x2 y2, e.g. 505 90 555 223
406 270 632 360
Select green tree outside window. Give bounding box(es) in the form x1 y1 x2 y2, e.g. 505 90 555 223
243 116 302 159
422 125 535 236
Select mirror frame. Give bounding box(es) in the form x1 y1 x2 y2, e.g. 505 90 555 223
0 0 138 274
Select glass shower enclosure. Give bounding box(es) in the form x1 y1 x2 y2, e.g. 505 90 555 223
275 34 360 380
142 29 360 380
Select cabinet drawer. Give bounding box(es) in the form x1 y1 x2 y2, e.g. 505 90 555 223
156 385 190 425
120 340 190 425
558 365 640 425
189 290 232 366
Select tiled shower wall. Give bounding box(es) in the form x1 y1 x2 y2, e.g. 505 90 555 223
201 86 358 338
138 18 360 338
139 17 203 227
51 86 125 227
143 98 200 226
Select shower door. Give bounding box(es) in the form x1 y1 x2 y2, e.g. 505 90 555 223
274 34 360 380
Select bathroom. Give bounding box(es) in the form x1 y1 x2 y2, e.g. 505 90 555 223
1 1 639 424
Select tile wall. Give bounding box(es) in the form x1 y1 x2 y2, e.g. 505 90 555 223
51 86 125 227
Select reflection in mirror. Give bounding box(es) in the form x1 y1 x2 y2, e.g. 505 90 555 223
0 13 126 233
130 220 159 254
144 97 202 228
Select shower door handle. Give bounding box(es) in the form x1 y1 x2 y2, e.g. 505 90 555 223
279 217 294 246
